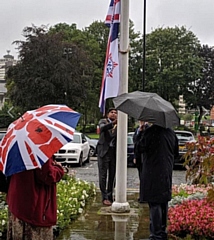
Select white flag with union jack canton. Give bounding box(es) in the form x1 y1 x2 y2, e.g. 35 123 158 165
99 0 120 113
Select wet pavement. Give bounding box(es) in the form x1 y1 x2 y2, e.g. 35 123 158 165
56 158 186 240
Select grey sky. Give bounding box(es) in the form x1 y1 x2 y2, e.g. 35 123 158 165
1 0 214 59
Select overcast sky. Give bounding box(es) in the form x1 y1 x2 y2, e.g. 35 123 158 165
1 0 214 59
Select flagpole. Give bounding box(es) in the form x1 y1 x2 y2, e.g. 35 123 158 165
111 0 130 213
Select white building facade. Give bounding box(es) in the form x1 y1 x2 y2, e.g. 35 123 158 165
0 51 17 109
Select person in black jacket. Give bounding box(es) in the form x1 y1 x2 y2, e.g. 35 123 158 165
133 120 149 203
136 125 179 240
96 108 117 206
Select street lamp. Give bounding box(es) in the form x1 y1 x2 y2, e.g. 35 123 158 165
142 0 146 91
63 48 73 105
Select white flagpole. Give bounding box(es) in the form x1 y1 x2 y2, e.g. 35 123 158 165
111 0 130 213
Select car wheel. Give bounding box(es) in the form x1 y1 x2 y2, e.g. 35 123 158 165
85 153 90 164
78 153 83 167
89 146 95 157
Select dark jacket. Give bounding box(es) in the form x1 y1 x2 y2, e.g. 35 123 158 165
7 157 64 227
137 125 179 203
97 118 117 158
133 124 149 165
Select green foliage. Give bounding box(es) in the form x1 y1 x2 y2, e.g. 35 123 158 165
186 45 214 111
0 194 7 238
174 125 197 136
77 124 97 133
51 21 108 126
6 24 93 112
184 136 214 200
172 188 189 198
4 22 214 129
56 174 96 231
182 113 194 121
0 103 21 128
87 133 99 139
145 26 202 106
0 113 13 128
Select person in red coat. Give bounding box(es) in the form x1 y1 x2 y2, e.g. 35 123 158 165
6 156 64 240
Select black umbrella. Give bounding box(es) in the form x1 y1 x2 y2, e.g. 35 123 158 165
113 91 180 128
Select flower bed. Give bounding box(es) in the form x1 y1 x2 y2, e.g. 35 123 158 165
55 173 96 232
168 184 214 240
0 172 96 238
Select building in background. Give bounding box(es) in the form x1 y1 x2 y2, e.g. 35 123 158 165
178 95 186 114
0 51 17 109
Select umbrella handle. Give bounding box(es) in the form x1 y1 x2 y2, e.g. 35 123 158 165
63 166 69 174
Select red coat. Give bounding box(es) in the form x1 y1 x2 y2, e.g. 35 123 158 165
7 157 64 227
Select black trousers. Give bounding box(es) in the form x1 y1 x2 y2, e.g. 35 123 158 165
98 147 116 202
136 156 143 202
148 202 168 240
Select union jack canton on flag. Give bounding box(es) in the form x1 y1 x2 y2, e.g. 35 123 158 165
99 0 121 114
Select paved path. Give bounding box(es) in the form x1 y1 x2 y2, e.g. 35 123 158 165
58 159 186 240
71 158 186 189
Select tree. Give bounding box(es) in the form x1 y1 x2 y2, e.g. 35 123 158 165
128 20 144 92
51 22 106 127
6 25 93 112
144 26 202 106
185 45 214 124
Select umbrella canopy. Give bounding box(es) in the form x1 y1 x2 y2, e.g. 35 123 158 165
0 104 81 176
113 91 180 128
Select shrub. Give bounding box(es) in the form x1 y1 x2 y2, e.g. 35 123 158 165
184 136 214 200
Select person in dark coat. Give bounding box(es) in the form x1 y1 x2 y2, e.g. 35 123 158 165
133 120 149 203
136 124 179 240
96 108 117 206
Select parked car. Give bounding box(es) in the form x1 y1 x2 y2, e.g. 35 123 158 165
128 132 134 138
127 135 135 167
174 130 196 167
54 132 90 167
85 135 98 157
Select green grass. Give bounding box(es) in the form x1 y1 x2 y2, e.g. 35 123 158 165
87 133 99 139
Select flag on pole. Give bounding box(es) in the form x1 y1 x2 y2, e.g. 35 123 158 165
99 0 121 114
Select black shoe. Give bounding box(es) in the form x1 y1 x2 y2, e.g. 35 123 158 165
148 235 155 240
138 198 147 203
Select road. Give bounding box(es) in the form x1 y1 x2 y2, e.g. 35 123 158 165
68 157 186 189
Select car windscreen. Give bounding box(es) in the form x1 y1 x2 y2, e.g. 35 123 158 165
72 134 81 143
176 133 193 141
127 136 134 145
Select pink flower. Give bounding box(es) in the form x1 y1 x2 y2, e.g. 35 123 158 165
168 199 214 238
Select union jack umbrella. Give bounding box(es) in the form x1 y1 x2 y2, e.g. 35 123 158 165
0 104 81 176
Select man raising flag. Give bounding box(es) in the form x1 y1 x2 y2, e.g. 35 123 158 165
99 0 121 114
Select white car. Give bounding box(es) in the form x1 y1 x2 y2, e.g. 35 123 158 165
54 132 90 167
85 135 98 157
174 130 196 166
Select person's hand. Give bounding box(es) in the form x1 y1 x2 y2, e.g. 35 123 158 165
53 160 62 167
133 158 136 164
112 119 117 125
139 124 145 131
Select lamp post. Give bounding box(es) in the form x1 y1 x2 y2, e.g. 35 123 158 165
142 0 146 91
63 47 73 105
